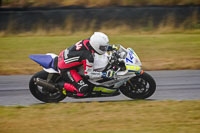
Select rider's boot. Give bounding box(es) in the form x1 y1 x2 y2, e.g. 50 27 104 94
57 82 86 96
65 83 87 97
63 83 79 92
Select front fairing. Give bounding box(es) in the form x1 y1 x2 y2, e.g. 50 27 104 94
92 47 142 74
124 48 142 73
89 47 143 88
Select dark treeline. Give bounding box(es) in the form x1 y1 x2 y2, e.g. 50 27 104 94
0 6 199 34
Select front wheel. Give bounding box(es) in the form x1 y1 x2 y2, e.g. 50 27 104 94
120 72 156 99
29 70 67 103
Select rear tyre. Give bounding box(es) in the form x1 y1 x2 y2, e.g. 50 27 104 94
120 72 156 99
29 70 67 103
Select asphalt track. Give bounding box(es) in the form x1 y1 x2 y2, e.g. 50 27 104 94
0 70 200 106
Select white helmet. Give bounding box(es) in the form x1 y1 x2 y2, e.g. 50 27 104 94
90 32 109 55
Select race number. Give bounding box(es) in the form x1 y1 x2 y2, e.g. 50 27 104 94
75 41 82 50
126 52 134 63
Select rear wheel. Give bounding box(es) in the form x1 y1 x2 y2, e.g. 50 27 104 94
29 70 67 103
120 72 156 99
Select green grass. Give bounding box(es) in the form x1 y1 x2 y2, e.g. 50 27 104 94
0 35 87 74
0 33 200 75
0 100 200 133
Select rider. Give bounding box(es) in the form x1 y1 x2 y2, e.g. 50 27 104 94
57 32 116 96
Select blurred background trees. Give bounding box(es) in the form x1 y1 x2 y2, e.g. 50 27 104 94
0 0 199 35
1 0 200 8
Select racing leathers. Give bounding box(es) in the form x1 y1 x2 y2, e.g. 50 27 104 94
57 39 106 96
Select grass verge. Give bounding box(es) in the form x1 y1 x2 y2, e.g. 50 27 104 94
0 33 200 75
0 100 200 133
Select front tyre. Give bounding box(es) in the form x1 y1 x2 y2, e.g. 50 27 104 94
29 70 67 103
120 72 156 99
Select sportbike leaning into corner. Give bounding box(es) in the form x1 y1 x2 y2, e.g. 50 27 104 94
29 32 156 103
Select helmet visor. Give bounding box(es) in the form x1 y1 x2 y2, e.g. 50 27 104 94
99 45 108 52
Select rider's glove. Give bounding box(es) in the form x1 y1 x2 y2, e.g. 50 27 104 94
102 70 117 79
107 44 120 51
112 44 120 50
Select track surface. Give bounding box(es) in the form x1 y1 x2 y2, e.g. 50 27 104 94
0 70 200 106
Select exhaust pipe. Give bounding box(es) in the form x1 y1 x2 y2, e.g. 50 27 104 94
34 78 57 91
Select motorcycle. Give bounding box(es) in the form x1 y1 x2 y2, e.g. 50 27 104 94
29 45 156 103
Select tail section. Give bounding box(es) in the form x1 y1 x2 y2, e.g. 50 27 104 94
29 55 54 69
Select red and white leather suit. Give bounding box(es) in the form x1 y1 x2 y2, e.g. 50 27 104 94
58 39 102 95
